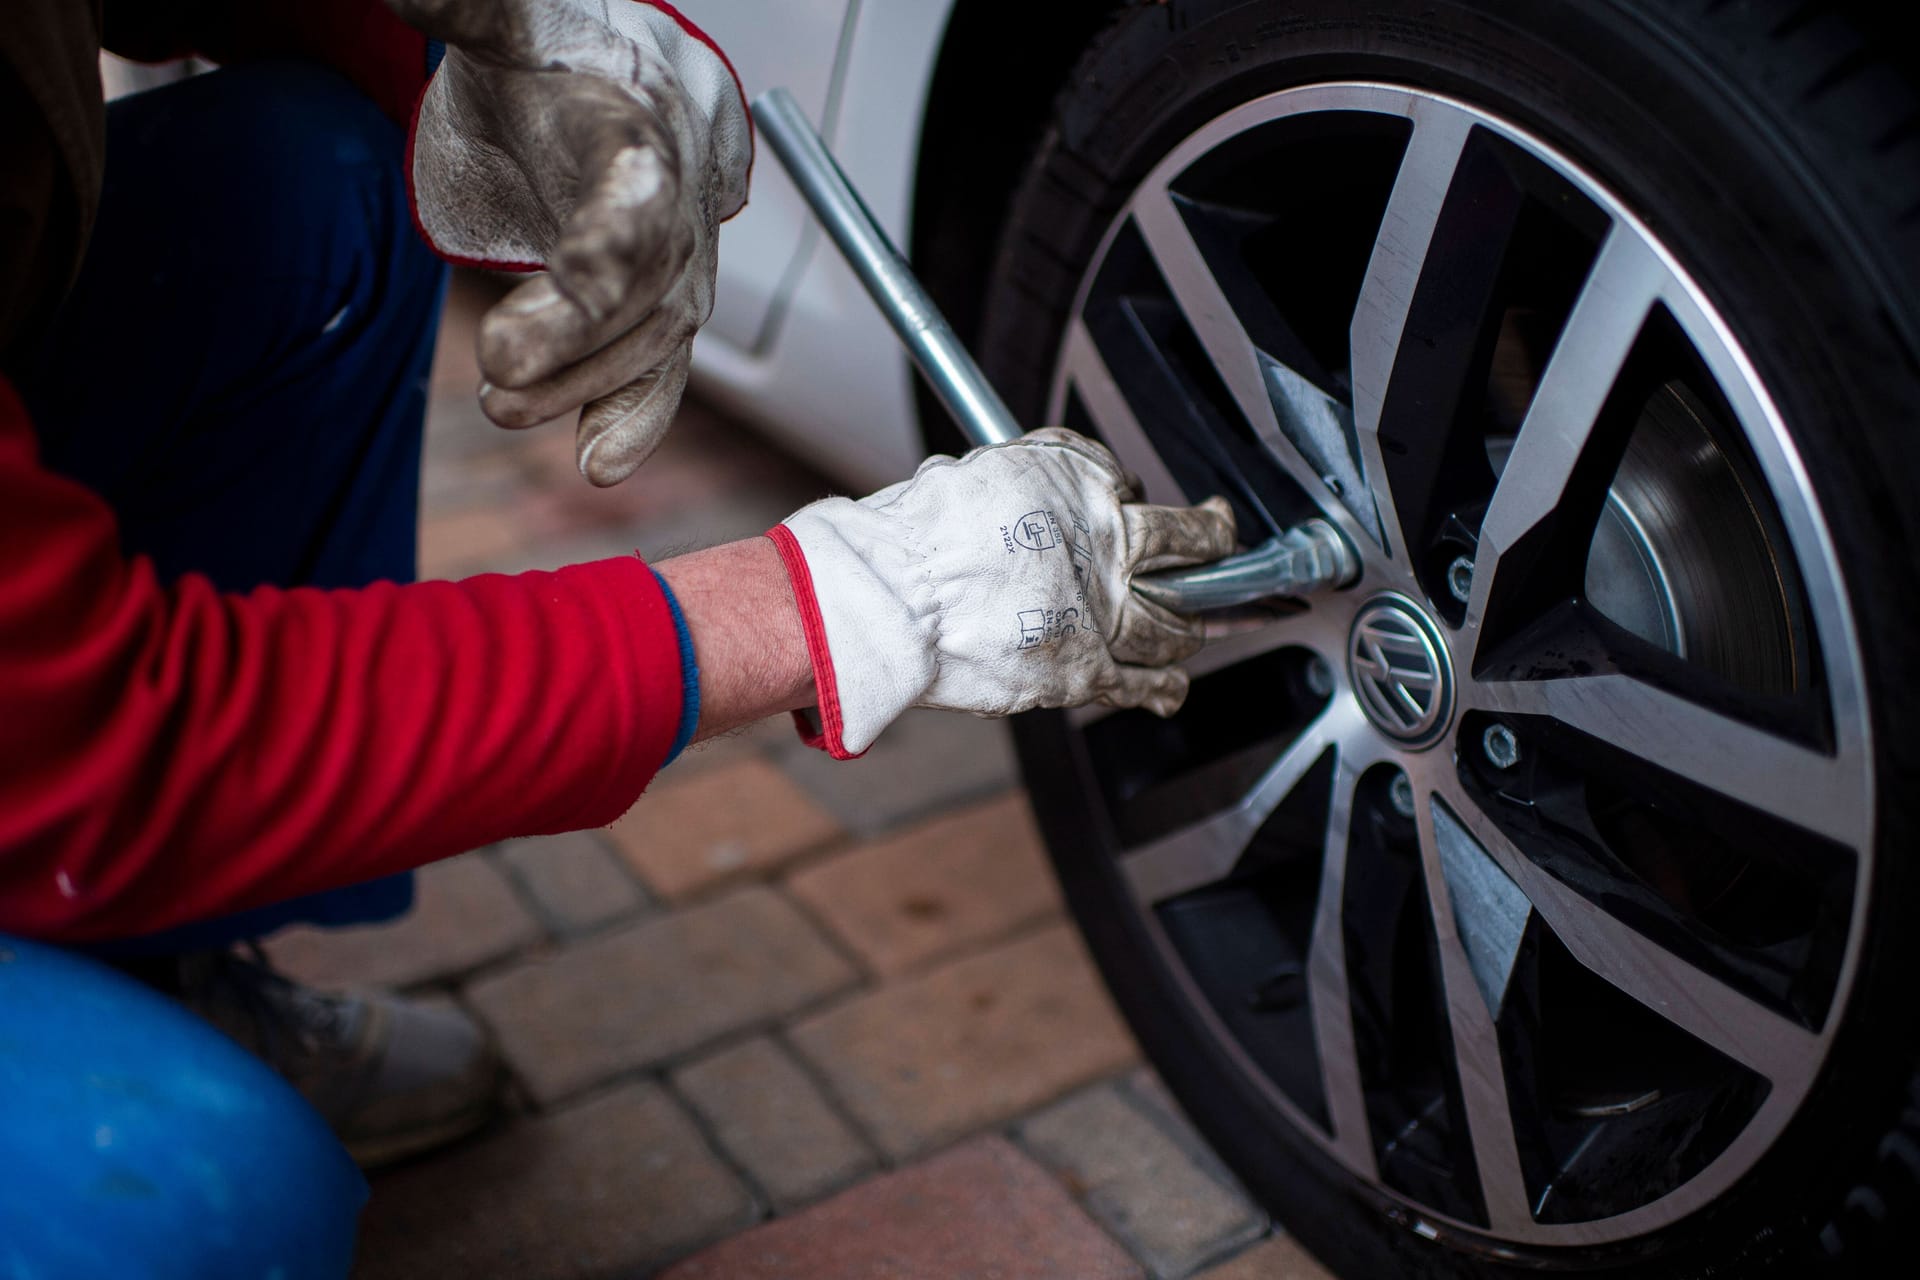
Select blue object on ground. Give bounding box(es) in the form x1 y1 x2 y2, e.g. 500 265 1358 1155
0 936 365 1279
18 60 452 950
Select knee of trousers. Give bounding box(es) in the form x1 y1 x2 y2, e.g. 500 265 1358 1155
0 937 366 1280
118 60 448 331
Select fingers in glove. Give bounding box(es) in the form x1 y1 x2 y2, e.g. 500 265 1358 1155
479 88 694 388
575 342 694 486
480 299 689 429
1124 495 1237 573
1110 596 1207 667
1099 663 1192 719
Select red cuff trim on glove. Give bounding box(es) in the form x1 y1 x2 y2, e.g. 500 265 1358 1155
765 525 863 761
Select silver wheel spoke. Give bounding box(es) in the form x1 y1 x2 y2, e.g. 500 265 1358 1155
1417 792 1533 1233
1463 229 1666 639
1349 107 1476 567
1119 709 1347 905
1474 674 1858 845
1443 786 1821 1090
1059 319 1189 507
1130 185 1370 546
1307 752 1379 1176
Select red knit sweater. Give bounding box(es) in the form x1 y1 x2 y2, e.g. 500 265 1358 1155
0 378 686 941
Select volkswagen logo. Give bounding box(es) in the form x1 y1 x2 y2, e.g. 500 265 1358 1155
1347 596 1453 746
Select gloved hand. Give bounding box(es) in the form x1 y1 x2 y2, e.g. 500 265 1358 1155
391 0 752 485
766 429 1237 758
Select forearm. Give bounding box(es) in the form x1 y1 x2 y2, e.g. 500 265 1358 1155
655 537 815 741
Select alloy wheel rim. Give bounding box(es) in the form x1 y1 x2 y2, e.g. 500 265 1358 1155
1044 83 1874 1249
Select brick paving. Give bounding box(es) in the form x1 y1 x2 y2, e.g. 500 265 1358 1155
788 924 1140 1161
786 792 1059 976
660 1138 1143 1280
671 1036 876 1210
605 756 844 902
320 274 1334 1277
468 886 857 1104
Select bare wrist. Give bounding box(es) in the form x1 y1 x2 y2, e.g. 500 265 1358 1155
653 538 814 741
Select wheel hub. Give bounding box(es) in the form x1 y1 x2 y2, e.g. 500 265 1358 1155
1347 595 1453 747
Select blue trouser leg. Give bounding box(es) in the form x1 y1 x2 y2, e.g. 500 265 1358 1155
0 936 367 1280
18 61 450 947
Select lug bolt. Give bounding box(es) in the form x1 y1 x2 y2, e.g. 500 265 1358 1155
1482 723 1521 770
1446 555 1475 604
1305 656 1335 699
1388 771 1416 818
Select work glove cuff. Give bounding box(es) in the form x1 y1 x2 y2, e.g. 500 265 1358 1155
767 499 940 759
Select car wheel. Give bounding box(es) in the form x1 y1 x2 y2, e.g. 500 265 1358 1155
971 1 1920 1275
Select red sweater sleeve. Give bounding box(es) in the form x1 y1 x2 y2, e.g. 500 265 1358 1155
0 378 684 942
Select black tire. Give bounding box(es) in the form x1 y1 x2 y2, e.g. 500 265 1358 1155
967 2 1920 1275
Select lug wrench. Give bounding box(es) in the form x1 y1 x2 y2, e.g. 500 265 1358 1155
752 88 1358 612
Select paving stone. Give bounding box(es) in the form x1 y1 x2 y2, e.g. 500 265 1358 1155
354 1082 753 1280
787 792 1059 975
418 505 527 579
1020 1084 1264 1278
660 1135 1142 1280
267 853 540 990
467 886 856 1103
789 923 1138 1159
604 757 843 901
497 830 645 933
1194 1236 1338 1280
1127 1066 1259 1197
672 1036 876 1210
660 711 795 777
771 707 1020 837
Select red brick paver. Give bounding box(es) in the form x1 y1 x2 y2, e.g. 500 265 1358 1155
606 757 844 901
268 853 539 990
497 830 645 934
672 1035 877 1210
467 885 856 1103
1021 1083 1264 1276
661 1136 1143 1280
787 792 1059 976
355 1082 753 1280
789 923 1139 1159
1196 1235 1340 1279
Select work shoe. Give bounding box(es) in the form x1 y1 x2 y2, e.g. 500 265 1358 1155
133 945 505 1168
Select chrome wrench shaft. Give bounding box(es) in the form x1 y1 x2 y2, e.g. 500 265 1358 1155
752 87 1357 610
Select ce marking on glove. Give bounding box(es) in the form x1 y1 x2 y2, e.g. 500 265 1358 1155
1017 606 1081 649
1007 510 1063 552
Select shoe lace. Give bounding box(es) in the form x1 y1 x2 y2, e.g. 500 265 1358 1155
209 942 350 1063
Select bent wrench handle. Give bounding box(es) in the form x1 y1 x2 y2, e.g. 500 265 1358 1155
753 88 1347 611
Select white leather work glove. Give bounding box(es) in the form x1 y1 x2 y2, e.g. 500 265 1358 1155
390 0 752 485
766 428 1237 758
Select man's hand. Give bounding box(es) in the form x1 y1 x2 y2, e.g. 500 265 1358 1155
391 0 751 485
766 428 1237 757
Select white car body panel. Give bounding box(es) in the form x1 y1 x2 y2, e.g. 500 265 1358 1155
691 0 957 492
